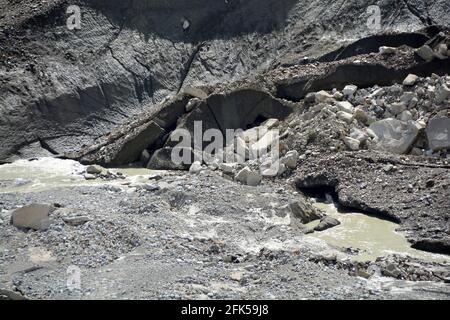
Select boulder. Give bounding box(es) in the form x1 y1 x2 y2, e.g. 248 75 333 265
333 91 344 100
11 204 53 231
189 161 203 174
342 85 358 97
354 107 371 125
369 119 419 154
350 128 370 144
314 216 341 232
415 45 434 62
235 167 262 186
289 200 324 224
219 162 238 174
398 110 413 122
435 84 450 104
280 150 299 169
261 162 286 177
402 74 418 86
315 90 334 103
337 111 354 124
86 165 102 174
426 117 450 151
336 101 355 114
147 147 192 170
387 102 407 115
343 137 360 151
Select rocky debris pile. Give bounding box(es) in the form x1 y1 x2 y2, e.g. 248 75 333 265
287 73 450 158
187 118 300 186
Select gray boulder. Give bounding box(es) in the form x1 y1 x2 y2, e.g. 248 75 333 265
11 204 53 231
314 216 341 232
86 165 102 174
402 74 418 86
280 150 299 169
289 200 324 224
369 118 419 154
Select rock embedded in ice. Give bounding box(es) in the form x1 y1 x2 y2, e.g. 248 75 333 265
415 45 434 62
426 116 450 151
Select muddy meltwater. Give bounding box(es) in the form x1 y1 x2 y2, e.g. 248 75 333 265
307 201 448 263
0 158 448 264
